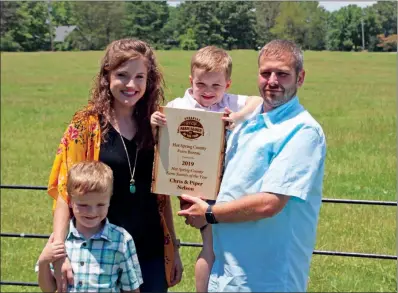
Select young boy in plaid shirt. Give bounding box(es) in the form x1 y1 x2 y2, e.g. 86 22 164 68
36 161 142 292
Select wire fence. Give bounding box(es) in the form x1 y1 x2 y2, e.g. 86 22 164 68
2 185 396 206
1 184 397 287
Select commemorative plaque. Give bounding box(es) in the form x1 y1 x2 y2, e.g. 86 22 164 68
152 107 226 200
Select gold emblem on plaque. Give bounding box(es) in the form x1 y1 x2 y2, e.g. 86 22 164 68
177 117 204 140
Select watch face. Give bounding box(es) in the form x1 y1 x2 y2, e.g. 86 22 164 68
205 212 212 224
205 211 217 224
205 205 217 224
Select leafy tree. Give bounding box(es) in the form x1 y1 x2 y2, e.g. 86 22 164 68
179 28 198 50
51 1 75 26
176 2 224 48
254 1 280 48
372 1 397 36
362 6 383 51
326 5 363 51
217 1 257 50
68 1 125 50
0 1 22 51
5 1 53 51
1 1 20 36
161 6 181 48
123 1 169 48
270 2 328 50
270 2 308 46
300 2 328 50
0 0 396 52
376 34 397 51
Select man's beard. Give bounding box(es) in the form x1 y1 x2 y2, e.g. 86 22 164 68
260 84 297 110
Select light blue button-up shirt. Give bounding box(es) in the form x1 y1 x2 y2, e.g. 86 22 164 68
209 97 326 292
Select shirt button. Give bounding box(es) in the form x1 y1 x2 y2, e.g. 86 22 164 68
82 242 86 247
80 261 84 266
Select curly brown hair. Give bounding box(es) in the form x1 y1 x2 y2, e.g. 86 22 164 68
75 39 165 148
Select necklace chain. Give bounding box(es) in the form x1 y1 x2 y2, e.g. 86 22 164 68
119 132 138 183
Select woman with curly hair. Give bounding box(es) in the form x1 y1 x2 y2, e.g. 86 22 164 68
47 39 183 292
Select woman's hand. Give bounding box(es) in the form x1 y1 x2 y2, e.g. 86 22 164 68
150 111 167 127
169 249 183 286
53 256 74 292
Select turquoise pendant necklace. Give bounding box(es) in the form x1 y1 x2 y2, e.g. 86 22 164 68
129 178 136 194
119 132 139 194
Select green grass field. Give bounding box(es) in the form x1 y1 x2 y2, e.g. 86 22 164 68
1 50 396 292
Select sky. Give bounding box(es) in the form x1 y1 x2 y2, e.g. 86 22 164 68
167 1 378 10
318 1 377 11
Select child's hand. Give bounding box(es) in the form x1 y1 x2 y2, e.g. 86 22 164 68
150 111 167 127
222 107 241 130
39 233 67 265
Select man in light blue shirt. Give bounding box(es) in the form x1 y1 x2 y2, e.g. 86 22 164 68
179 39 326 292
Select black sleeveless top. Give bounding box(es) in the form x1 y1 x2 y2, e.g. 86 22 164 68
99 123 164 261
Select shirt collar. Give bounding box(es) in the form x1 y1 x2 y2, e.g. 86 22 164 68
254 96 304 126
183 88 229 111
67 218 112 242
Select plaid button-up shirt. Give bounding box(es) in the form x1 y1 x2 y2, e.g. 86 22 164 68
37 218 143 292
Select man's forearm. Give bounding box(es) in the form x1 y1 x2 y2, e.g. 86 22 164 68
212 192 289 223
53 196 71 242
38 262 57 292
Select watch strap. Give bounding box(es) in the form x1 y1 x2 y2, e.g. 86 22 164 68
205 204 218 224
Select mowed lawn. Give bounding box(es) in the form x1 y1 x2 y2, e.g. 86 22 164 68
1 50 396 292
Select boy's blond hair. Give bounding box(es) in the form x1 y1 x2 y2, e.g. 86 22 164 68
67 161 113 198
191 46 232 80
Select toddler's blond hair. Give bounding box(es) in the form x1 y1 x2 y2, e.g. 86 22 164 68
191 46 232 80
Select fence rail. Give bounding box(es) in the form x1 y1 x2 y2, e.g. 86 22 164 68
1 238 396 288
0 281 39 287
1 184 396 288
1 185 397 206
1 233 396 260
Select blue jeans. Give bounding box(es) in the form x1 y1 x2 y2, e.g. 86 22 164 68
139 257 168 292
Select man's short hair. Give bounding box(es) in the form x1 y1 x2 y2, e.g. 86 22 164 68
67 161 113 198
258 40 304 74
191 46 233 80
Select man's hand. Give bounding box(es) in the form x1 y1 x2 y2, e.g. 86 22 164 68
53 256 74 292
38 234 67 265
169 250 183 286
177 194 209 228
178 196 193 210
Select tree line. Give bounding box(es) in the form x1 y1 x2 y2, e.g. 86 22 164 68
1 1 396 52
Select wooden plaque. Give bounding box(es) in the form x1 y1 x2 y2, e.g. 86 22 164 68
152 107 226 200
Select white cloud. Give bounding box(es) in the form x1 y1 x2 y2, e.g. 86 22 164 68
167 0 181 7
319 1 377 12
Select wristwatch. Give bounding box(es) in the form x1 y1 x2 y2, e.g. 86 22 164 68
205 204 218 224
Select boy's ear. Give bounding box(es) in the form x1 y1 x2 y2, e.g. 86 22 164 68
226 79 232 90
189 75 193 87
